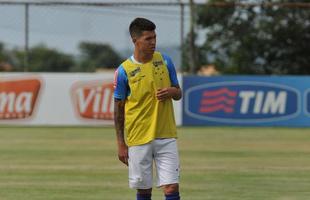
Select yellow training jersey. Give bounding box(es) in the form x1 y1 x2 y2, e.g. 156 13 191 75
115 52 177 146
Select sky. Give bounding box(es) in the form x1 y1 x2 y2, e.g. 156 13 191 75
0 0 208 67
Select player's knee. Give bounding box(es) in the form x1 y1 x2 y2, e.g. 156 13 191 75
163 183 179 195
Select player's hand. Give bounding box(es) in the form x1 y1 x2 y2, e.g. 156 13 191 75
118 142 129 166
156 87 182 101
156 88 172 101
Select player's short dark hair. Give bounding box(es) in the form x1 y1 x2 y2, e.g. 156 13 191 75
129 18 156 38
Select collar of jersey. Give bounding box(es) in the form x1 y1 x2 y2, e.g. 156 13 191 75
130 55 143 65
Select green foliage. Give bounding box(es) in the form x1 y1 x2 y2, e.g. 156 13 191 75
194 0 310 74
0 42 123 72
0 43 7 60
72 42 122 72
12 44 74 72
0 43 11 64
181 36 193 72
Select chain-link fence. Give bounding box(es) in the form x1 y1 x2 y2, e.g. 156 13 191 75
1 1 310 74
0 1 189 72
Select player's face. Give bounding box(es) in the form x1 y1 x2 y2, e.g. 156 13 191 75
134 30 156 54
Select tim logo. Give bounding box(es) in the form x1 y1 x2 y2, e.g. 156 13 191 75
305 89 310 116
185 82 300 123
0 78 41 120
71 80 114 120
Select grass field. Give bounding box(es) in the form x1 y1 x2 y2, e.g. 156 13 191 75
0 127 310 200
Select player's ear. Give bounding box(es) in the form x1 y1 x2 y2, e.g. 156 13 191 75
132 38 136 43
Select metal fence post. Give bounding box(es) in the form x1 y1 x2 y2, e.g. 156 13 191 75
24 3 29 72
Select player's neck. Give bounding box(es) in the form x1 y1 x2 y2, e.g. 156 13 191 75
133 50 153 64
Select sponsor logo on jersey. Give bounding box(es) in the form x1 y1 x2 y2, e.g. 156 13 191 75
71 80 114 120
129 67 141 77
185 81 300 123
0 78 41 120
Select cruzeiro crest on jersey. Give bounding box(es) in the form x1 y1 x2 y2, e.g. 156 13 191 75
153 60 164 67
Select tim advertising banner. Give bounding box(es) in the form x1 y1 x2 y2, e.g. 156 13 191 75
183 76 310 127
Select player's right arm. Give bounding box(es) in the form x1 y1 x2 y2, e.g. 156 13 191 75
113 66 129 166
114 99 128 166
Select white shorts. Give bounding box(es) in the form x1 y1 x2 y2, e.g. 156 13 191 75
128 138 180 189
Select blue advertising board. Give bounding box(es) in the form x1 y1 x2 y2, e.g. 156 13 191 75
183 76 310 127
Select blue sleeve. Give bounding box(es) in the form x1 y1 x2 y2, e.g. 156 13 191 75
162 53 180 87
113 65 129 100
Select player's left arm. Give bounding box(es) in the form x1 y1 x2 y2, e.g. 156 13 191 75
156 54 182 101
156 86 182 101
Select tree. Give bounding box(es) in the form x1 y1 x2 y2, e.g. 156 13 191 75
0 43 7 61
0 43 13 71
12 44 74 72
192 0 310 74
73 42 122 72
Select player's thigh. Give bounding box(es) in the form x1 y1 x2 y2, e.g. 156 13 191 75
153 138 180 187
128 143 153 189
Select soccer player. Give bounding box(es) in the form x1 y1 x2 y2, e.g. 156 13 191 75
114 17 182 200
